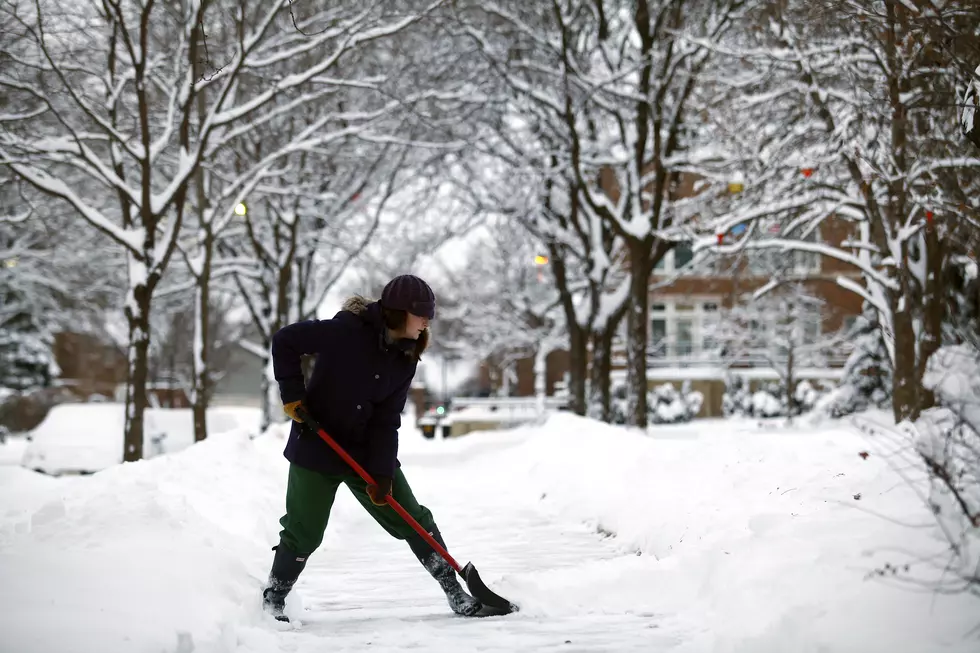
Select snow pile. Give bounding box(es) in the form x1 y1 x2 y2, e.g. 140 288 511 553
916 345 980 584
475 413 979 652
1 407 977 652
20 403 262 474
1 425 288 653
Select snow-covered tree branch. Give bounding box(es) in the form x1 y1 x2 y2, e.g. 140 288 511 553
0 0 455 459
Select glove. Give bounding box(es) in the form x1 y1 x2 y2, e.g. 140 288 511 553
283 400 304 422
366 476 393 506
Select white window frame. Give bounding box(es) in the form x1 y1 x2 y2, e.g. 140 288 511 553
649 298 723 359
654 242 718 276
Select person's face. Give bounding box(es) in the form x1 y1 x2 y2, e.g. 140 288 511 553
403 312 429 339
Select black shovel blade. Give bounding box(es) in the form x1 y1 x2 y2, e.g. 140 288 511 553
461 562 518 616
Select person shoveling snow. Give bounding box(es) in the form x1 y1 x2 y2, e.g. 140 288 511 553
263 274 514 622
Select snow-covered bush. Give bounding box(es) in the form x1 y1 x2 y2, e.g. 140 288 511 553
609 384 630 425
826 306 891 418
0 329 57 391
608 381 703 424
794 380 824 413
722 374 751 417
725 374 833 419
913 345 980 595
751 390 783 418
722 376 784 418
648 381 703 424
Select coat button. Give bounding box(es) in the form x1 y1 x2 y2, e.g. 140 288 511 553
374 374 379 379
356 404 362 410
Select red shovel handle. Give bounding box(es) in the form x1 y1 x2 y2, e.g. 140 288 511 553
295 406 463 574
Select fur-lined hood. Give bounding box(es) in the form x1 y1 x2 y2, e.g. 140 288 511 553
341 295 373 316
340 295 429 361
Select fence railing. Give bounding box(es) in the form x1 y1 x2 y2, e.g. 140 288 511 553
635 339 853 368
449 396 568 413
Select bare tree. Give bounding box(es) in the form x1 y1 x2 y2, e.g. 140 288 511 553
439 216 565 404
456 0 753 427
695 0 980 423
0 0 445 459
709 284 841 416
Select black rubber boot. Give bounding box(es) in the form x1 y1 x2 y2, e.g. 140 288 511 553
262 542 308 622
407 526 482 617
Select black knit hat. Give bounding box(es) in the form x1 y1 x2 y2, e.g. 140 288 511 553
380 274 435 320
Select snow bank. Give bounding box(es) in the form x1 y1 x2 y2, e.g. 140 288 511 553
1 408 976 652
1 426 288 653
20 403 262 474
474 413 978 652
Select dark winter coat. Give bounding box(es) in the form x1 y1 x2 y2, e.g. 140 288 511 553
271 296 421 478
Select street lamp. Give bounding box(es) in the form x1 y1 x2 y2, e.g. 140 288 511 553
533 254 548 282
234 202 248 216
728 171 745 194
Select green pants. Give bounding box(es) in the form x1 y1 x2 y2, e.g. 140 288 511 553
278 463 436 555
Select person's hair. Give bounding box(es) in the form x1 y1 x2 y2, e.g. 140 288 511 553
381 305 429 361
381 306 407 331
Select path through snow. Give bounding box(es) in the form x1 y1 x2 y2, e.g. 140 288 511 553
233 433 687 653
1 413 978 653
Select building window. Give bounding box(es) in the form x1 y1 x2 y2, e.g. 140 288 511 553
648 298 722 360
653 241 718 276
675 243 693 269
748 227 822 276
675 318 694 355
651 317 667 356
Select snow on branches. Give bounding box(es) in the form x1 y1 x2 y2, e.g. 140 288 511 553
691 0 980 422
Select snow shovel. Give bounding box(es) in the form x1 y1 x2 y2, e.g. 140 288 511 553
295 406 518 617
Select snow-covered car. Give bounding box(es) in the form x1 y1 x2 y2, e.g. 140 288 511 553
21 402 260 475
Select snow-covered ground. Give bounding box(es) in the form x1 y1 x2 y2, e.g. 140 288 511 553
0 410 977 652
19 403 263 475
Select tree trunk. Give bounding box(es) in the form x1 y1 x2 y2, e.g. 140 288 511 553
550 243 588 416
891 298 919 422
191 25 211 444
534 344 548 419
785 347 796 416
259 345 275 434
588 326 614 422
191 235 212 443
123 279 152 462
626 241 651 428
567 323 588 415
917 225 944 413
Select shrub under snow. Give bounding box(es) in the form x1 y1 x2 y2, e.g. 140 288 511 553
914 345 980 593
724 375 832 419
648 381 703 424
609 381 703 424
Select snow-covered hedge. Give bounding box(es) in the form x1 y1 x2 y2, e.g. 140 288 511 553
648 381 703 424
609 381 703 425
724 375 833 419
914 345 980 591
824 307 891 418
0 330 58 391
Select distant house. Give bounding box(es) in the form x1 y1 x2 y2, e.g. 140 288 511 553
52 331 128 399
472 174 863 417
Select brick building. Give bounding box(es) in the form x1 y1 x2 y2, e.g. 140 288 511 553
472 215 864 416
